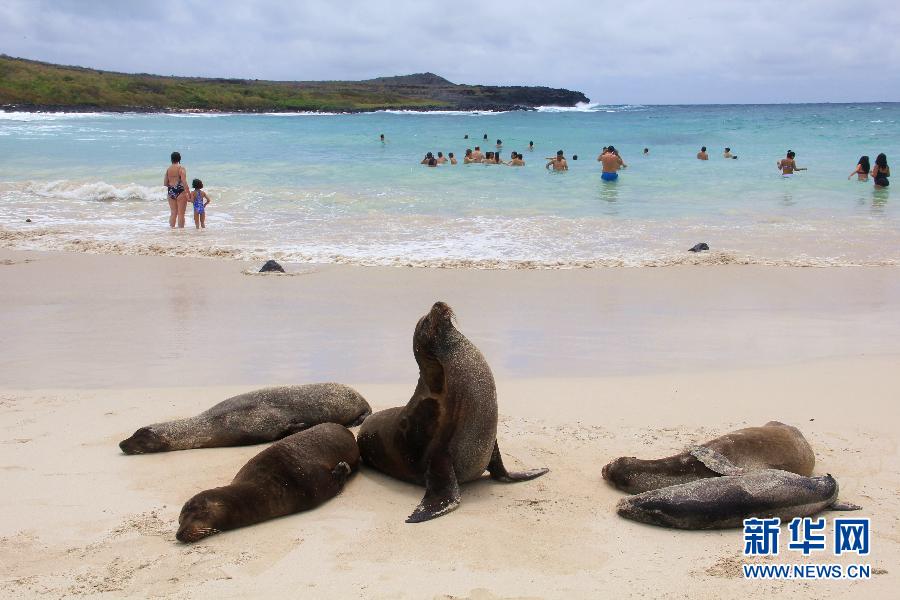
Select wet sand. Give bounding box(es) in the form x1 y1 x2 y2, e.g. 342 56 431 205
0 249 898 598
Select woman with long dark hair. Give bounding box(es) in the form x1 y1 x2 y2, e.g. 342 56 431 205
848 155 870 181
872 153 890 188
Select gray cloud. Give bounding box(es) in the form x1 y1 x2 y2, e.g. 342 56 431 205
1 0 898 103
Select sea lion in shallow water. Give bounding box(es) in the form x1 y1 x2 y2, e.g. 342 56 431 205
357 301 548 523
176 423 359 542
602 421 815 494
119 383 371 454
616 447 860 529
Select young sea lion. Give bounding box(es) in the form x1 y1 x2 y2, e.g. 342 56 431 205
357 301 549 523
602 421 815 494
616 448 861 529
176 423 359 542
119 383 371 454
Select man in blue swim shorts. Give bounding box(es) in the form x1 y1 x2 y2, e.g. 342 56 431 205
598 145 626 181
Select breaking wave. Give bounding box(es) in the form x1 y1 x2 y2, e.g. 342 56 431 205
2 226 896 269
25 181 164 202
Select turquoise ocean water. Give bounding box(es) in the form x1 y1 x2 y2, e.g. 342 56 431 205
1 103 898 267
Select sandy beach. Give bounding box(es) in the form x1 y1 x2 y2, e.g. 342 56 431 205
1 249 898 599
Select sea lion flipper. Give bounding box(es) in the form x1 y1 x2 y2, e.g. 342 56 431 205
487 441 550 483
690 446 745 476
331 461 352 484
828 501 863 511
347 409 371 428
406 453 460 524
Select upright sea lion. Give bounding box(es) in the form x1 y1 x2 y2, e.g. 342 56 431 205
119 383 371 454
176 423 359 542
616 448 861 529
357 301 549 523
602 421 815 494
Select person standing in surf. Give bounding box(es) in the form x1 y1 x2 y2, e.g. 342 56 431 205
848 156 870 181
778 150 806 177
164 151 189 228
599 146 626 181
871 153 890 188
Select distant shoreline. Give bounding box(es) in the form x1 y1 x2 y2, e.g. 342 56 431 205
0 103 540 115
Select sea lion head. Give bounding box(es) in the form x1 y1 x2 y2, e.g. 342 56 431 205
413 301 457 358
602 456 642 491
413 302 458 393
176 488 233 543
119 427 169 454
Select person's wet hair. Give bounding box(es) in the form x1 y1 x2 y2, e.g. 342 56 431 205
858 156 870 173
448 152 455 158
171 151 181 164
787 151 796 159
725 147 731 152
438 152 443 158
426 152 433 159
192 178 203 189
572 155 578 160
428 158 437 166
529 141 534 145
643 148 649 153
701 146 707 152
557 150 564 156
497 139 502 144
486 151 494 159
875 153 888 168
483 134 488 139
465 149 472 156
475 146 480 151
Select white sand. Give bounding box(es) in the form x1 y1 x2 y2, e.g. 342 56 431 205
0 250 897 598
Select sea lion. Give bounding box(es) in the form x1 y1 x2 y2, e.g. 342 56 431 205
357 301 549 523
616 448 861 529
176 422 359 542
602 421 815 494
259 260 285 273
119 383 371 454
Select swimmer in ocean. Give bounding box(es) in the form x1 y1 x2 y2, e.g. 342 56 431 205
509 152 525 166
697 146 709 160
436 152 447 165
472 146 484 162
778 150 806 176
449 152 458 165
599 146 626 181
546 150 568 171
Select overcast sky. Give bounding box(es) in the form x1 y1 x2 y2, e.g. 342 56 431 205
2 0 898 104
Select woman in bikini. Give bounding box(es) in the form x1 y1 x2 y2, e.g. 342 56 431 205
848 156 870 181
164 151 189 228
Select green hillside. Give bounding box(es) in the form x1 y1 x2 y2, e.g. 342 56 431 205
0 55 588 112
